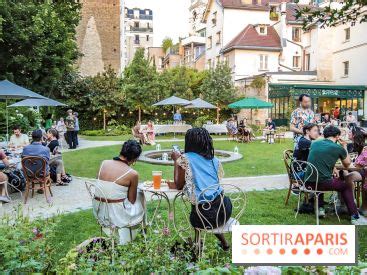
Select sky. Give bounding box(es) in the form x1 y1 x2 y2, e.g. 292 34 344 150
124 0 190 47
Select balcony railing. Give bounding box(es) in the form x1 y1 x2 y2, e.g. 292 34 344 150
126 14 153 20
130 27 153 33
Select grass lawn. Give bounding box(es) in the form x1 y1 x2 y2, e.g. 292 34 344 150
49 189 367 264
63 140 293 180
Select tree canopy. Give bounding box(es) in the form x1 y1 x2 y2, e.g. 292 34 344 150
296 0 367 28
0 0 81 97
161 37 173 53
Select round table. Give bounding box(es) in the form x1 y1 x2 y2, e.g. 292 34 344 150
138 183 181 230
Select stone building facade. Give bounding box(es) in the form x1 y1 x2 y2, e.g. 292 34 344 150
76 0 121 76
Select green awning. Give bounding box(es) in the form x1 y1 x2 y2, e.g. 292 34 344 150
228 97 273 109
269 83 366 99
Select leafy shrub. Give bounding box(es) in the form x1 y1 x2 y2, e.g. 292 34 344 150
80 125 131 136
0 210 57 273
193 115 211 128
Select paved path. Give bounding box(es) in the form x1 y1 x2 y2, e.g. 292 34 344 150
63 131 294 153
0 174 288 219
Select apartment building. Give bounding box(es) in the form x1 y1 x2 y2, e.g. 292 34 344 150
123 7 154 67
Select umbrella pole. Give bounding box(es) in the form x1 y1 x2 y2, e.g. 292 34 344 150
173 105 176 139
6 98 9 143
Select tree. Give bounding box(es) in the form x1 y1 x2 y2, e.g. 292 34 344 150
161 37 173 53
200 62 236 124
250 76 266 96
0 1 81 96
57 68 123 130
123 48 158 122
295 0 367 28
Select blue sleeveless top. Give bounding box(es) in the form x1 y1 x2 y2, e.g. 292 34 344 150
185 152 223 203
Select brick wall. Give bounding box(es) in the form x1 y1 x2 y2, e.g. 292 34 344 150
76 0 121 76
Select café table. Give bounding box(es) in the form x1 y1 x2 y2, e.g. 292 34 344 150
138 182 182 230
334 163 364 208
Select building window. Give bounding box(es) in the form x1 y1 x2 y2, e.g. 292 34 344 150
293 56 300 68
259 54 268 70
344 28 350 41
146 35 149 41
259 26 267 35
216 31 221 45
135 35 140 44
207 36 212 49
212 11 217 26
305 54 310 71
343 61 349 77
134 21 139 28
292 27 301 42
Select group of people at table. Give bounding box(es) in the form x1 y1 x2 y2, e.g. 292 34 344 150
0 125 70 203
290 94 367 225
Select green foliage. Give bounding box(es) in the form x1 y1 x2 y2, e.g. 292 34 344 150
159 66 207 100
295 0 367 29
57 68 124 130
250 76 266 95
0 0 81 96
200 62 236 109
193 115 211 128
123 48 159 120
0 209 58 273
161 37 173 53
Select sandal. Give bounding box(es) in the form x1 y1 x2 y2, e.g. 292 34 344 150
56 182 68 186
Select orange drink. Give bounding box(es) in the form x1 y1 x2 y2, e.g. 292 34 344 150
152 171 162 189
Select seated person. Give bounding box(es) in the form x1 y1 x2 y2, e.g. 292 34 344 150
346 112 357 125
226 118 238 135
9 125 29 148
46 129 68 186
314 113 321 124
95 140 145 245
293 123 319 162
330 115 339 126
143 120 155 145
172 128 233 251
347 127 366 154
321 113 331 124
305 125 366 225
0 149 10 203
22 129 50 177
132 121 146 145
262 118 276 142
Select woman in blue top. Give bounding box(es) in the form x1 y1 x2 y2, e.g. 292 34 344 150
172 128 232 250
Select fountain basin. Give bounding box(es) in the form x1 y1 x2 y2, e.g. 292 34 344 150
139 150 242 166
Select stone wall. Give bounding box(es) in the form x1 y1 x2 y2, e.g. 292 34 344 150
76 0 121 76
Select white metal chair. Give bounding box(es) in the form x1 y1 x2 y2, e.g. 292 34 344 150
85 181 146 262
291 160 340 225
190 184 246 257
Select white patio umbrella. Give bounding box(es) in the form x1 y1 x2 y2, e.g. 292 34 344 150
8 98 67 107
184 98 217 109
0 80 46 142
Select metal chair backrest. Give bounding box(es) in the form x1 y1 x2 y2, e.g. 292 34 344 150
290 160 319 191
283 150 294 179
193 183 246 233
21 156 48 182
85 181 114 229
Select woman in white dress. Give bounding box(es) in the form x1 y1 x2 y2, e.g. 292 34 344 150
93 140 145 244
56 118 67 148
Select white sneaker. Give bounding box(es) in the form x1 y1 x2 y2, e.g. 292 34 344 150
351 215 367 225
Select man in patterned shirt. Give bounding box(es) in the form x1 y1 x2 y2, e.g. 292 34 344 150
290 94 315 142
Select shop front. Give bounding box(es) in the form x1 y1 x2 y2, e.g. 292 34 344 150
268 83 367 126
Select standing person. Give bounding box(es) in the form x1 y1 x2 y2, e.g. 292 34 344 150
73 112 80 147
56 117 67 148
305 126 366 225
65 109 76 149
290 94 315 142
173 110 182 124
45 114 53 131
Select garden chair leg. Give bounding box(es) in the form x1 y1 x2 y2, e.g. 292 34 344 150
24 183 30 204
285 183 292 205
315 194 319 225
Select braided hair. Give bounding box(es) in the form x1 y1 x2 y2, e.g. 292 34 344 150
184 128 214 160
